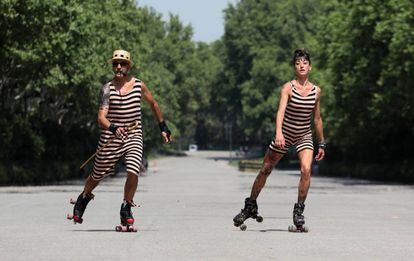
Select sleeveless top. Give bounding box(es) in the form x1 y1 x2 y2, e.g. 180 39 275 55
99 78 142 144
282 81 317 137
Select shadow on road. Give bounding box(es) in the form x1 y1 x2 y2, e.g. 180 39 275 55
71 228 159 232
71 229 115 232
243 228 288 233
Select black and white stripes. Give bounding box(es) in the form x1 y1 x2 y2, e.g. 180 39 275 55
269 82 316 154
91 79 144 180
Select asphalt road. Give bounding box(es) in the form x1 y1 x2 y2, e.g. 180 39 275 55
1 151 413 261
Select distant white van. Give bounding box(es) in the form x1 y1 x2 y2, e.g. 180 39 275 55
188 144 198 152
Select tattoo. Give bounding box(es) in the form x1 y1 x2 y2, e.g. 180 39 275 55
99 82 110 108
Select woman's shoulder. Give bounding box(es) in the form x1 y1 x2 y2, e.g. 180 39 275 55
282 81 294 90
307 81 320 91
315 85 322 94
278 81 293 95
308 82 322 99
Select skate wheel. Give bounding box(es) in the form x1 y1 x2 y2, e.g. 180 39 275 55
67 214 73 220
288 225 308 233
69 198 76 204
128 226 137 232
240 224 247 231
115 226 122 232
233 222 241 227
256 216 263 223
288 225 296 232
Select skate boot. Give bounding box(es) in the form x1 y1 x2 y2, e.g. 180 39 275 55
233 197 263 231
116 201 137 232
67 192 94 224
288 202 309 232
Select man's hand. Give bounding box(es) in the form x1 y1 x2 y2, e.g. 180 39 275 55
161 131 171 144
159 121 171 144
115 127 128 139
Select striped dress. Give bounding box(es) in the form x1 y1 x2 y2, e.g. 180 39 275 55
91 78 144 180
269 81 317 154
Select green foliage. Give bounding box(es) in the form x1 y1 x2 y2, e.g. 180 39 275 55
1 0 413 184
0 0 223 184
313 0 414 181
219 0 413 182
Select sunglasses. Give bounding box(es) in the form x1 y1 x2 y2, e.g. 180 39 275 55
112 61 129 67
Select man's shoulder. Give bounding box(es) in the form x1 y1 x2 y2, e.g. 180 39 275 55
101 81 112 91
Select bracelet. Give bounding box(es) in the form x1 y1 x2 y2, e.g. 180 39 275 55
158 121 171 135
318 140 327 150
109 123 119 134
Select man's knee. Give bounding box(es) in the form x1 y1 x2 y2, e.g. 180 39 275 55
126 171 139 181
89 173 103 182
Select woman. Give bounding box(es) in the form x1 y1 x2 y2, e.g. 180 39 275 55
233 49 326 232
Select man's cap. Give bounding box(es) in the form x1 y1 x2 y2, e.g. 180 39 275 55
108 50 133 65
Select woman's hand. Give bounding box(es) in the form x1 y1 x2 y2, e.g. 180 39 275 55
274 132 285 149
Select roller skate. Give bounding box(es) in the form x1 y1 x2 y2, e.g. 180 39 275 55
115 201 137 232
288 202 309 232
233 197 263 231
67 192 94 224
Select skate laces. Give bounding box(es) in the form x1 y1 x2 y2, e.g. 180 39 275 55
294 203 305 214
123 200 138 208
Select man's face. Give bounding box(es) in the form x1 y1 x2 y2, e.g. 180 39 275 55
294 57 311 76
112 60 130 77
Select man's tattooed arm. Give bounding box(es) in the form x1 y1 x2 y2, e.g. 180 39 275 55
99 82 110 109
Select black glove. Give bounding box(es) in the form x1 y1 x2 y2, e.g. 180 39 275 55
109 123 119 134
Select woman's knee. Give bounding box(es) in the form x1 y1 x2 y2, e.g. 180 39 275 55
300 165 311 180
258 162 273 178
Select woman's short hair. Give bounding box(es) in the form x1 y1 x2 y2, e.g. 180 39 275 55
292 49 311 66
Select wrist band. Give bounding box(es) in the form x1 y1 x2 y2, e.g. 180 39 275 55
158 121 171 135
109 123 118 134
318 141 326 150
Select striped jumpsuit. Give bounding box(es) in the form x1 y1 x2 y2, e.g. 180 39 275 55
91 78 144 181
269 81 317 154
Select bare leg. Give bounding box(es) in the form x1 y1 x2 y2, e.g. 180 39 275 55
297 149 313 203
83 175 100 195
250 149 284 200
124 172 138 202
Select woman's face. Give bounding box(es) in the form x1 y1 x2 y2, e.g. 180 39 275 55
294 57 311 77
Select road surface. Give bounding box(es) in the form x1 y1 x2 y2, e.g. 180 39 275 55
1 151 413 260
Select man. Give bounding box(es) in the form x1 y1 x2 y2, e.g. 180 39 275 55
233 49 326 232
68 50 171 230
